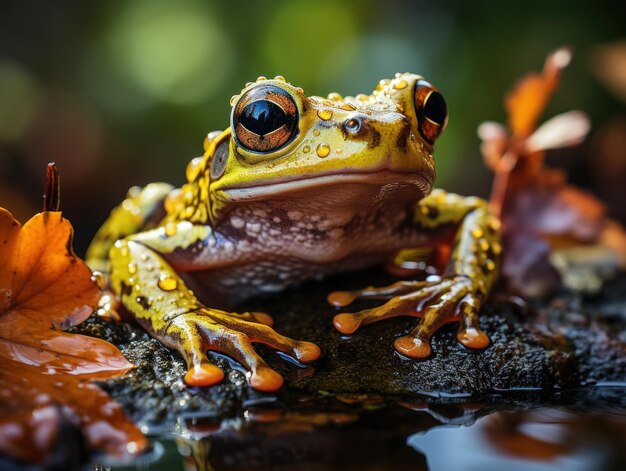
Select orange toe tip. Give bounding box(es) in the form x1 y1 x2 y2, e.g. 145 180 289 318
327 291 356 308
457 328 490 350
249 368 284 392
295 342 322 362
333 313 362 335
394 336 432 359
184 364 224 387
252 311 274 326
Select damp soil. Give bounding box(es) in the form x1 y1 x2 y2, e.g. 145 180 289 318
79 269 626 428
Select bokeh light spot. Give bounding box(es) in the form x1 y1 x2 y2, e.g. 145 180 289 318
262 1 357 87
105 0 233 105
0 62 42 141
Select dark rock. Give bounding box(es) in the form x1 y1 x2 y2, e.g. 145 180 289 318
74 270 626 426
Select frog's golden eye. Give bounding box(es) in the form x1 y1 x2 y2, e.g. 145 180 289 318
414 80 448 144
232 85 298 153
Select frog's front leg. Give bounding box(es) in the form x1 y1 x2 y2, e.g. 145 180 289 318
109 226 321 392
329 189 501 358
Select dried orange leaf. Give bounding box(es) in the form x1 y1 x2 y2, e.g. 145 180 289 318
0 207 146 464
506 47 571 137
0 209 97 335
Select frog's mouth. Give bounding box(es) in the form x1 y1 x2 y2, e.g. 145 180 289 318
218 169 433 202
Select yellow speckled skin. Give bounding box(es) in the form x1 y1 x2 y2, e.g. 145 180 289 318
86 74 501 391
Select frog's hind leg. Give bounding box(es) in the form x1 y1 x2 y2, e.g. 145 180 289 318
85 183 173 273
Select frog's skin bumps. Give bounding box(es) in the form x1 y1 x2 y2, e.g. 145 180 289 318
86 74 501 391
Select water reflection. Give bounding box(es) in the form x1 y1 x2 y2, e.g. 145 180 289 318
104 386 626 471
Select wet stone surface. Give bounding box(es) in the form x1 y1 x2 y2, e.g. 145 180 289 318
74 270 626 427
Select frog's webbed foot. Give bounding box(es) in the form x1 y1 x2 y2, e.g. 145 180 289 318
166 308 321 392
328 276 489 358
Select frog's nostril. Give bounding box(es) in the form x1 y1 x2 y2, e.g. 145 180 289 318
343 117 362 134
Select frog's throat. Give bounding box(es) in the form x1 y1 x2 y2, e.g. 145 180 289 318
215 169 433 203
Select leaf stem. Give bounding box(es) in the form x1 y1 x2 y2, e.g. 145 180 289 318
43 162 61 212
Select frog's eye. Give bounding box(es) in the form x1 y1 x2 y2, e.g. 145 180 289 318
210 139 229 180
232 85 299 153
414 80 448 144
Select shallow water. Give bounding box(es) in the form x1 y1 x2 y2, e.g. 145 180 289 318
100 384 626 471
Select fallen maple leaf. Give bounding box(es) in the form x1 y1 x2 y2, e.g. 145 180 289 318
0 205 146 465
479 47 626 296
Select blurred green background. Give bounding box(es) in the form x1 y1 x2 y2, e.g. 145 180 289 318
0 0 624 254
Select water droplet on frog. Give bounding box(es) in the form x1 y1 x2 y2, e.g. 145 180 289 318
164 223 177 237
317 109 333 121
128 263 137 275
91 271 106 289
335 148 343 154
274 75 286 82
158 275 178 291
489 218 502 231
471 228 484 238
328 92 342 101
341 103 356 111
356 94 369 102
303 145 311 153
393 79 408 90
256 75 267 81
229 94 240 106
316 144 331 158
313 129 320 136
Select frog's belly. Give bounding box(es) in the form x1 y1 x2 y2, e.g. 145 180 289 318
183 252 391 308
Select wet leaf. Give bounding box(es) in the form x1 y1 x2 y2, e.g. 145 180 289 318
0 207 146 464
479 47 626 296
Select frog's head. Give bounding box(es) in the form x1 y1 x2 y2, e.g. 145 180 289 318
204 74 447 225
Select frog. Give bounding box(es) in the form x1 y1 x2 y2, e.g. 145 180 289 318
86 73 501 392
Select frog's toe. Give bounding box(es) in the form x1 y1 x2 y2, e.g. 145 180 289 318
332 281 446 334
332 276 490 357
327 280 429 308
455 294 490 350
165 317 226 387
95 291 123 323
224 310 275 326
205 309 321 364
184 363 225 387
168 308 320 391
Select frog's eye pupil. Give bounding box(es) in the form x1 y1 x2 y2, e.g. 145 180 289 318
423 92 447 126
232 84 299 153
240 100 287 136
414 81 448 144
